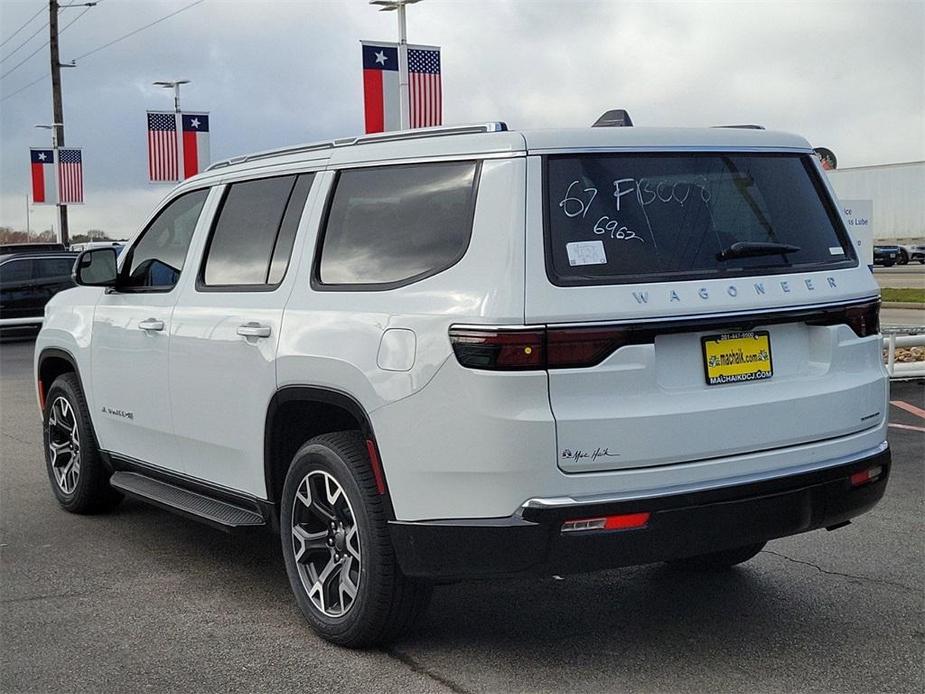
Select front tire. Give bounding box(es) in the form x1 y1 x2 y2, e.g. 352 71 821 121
43 373 121 514
667 542 766 570
280 431 431 647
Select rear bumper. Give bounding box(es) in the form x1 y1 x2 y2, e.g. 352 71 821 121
389 445 890 580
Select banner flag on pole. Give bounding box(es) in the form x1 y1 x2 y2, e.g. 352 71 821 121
30 148 57 205
361 41 400 133
408 47 442 128
181 112 210 179
361 41 442 133
58 148 84 204
147 111 179 182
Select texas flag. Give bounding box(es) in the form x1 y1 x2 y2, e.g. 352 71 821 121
361 41 400 133
30 149 56 204
181 112 210 179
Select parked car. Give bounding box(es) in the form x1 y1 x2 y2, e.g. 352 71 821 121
0 248 77 330
36 122 889 647
873 244 901 266
900 242 925 264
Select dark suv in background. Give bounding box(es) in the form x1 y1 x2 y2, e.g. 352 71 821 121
0 245 77 331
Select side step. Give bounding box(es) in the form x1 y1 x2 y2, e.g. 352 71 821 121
110 471 266 531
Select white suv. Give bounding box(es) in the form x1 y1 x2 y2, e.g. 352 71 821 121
36 122 890 647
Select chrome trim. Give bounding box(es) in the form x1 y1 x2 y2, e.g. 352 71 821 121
518 441 889 512
0 316 43 327
206 122 509 171
449 296 881 332
532 146 814 155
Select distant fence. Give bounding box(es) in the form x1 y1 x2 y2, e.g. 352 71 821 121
883 326 925 380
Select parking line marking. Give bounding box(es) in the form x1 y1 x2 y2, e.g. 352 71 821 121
890 400 925 420
889 423 925 433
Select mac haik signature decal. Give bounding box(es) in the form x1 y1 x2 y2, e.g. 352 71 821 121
561 447 620 464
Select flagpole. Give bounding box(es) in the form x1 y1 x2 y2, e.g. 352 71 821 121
25 193 31 235
35 123 64 244
397 3 409 130
154 79 189 182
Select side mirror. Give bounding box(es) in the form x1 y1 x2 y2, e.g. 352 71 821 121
73 247 118 287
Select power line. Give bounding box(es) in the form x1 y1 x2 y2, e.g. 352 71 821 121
72 0 205 62
0 70 48 102
1 0 206 103
0 4 94 81
0 19 49 64
0 1 45 50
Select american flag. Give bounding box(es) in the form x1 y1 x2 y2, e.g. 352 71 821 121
147 111 178 182
408 47 442 128
57 148 84 204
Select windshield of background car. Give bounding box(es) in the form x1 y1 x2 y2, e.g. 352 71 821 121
545 152 856 285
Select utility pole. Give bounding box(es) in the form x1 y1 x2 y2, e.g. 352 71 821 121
48 0 68 245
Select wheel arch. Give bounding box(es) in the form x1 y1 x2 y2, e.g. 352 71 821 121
36 347 85 410
264 386 394 518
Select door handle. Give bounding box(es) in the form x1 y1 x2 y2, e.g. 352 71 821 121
138 318 165 332
237 322 271 339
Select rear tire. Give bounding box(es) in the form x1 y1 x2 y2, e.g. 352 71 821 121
280 431 431 647
667 542 766 570
43 373 122 514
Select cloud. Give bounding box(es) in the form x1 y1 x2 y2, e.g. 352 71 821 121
1 0 922 237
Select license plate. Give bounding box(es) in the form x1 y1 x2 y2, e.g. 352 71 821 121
701 331 773 386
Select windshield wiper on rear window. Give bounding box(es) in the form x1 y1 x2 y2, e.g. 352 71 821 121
716 241 801 261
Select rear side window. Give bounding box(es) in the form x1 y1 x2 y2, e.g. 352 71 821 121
201 173 313 288
33 257 75 278
545 153 856 285
0 259 31 284
317 161 479 287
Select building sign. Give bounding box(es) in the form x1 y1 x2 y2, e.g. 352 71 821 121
841 199 873 265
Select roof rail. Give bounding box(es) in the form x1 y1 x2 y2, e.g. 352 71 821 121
712 124 766 130
206 122 509 171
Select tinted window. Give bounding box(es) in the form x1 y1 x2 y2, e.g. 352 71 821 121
33 257 75 278
318 161 479 286
546 153 855 285
0 259 31 284
123 189 209 289
268 174 313 285
204 177 290 286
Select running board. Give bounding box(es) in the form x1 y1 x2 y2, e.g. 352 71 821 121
110 471 266 531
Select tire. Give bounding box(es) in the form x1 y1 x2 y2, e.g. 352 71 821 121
280 431 432 647
43 373 122 514
667 542 766 570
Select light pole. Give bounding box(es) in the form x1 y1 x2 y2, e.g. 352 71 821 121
370 0 423 130
154 79 190 180
35 123 64 243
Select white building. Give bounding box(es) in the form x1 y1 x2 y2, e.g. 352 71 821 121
827 161 924 241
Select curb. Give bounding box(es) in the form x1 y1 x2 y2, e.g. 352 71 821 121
882 302 925 310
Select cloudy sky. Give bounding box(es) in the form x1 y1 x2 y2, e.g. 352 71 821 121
1 0 922 238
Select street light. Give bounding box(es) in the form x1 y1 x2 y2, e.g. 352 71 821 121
153 79 190 113
369 0 424 130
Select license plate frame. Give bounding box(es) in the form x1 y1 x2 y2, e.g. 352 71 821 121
701 330 773 386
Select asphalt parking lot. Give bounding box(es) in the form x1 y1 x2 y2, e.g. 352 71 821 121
1 336 923 694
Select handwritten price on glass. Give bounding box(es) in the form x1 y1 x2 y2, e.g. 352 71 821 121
558 180 644 243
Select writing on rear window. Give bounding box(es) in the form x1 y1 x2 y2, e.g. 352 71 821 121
546 153 855 285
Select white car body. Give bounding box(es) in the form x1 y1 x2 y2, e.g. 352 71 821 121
36 123 890 582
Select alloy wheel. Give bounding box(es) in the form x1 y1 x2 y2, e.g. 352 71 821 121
47 396 80 495
291 470 361 617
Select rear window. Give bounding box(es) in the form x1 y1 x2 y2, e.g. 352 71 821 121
545 153 855 285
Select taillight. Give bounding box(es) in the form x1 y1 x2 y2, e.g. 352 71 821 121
843 300 880 337
546 327 633 369
448 328 545 370
808 299 880 337
449 326 641 370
